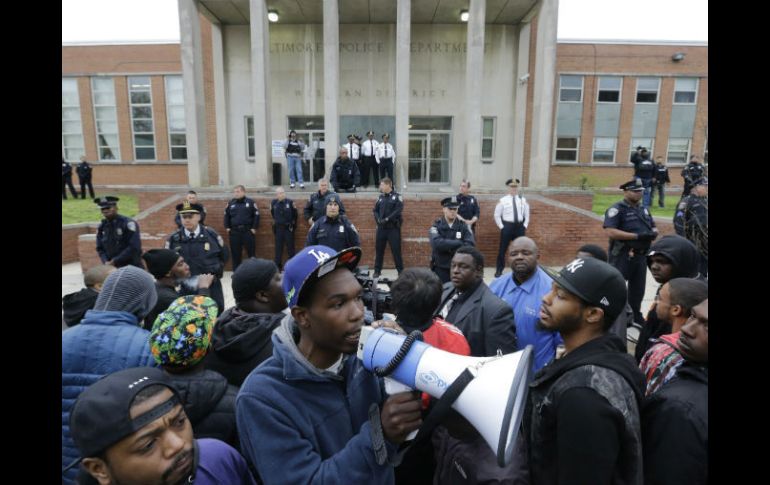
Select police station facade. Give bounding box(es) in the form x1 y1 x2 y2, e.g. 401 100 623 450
61 0 707 191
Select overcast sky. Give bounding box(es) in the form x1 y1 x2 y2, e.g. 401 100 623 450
62 0 707 44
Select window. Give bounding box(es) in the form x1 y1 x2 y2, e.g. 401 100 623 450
128 76 155 160
62 78 84 161
559 75 583 102
629 138 654 162
673 77 698 104
246 117 255 160
165 76 187 160
636 77 660 103
592 137 616 163
91 77 120 161
597 76 621 103
481 117 495 162
555 137 579 162
667 138 690 164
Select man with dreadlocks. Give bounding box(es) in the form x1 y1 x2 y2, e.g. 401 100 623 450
673 177 708 278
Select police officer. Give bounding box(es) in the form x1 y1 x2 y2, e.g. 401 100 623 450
305 198 360 252
94 196 143 268
674 177 708 277
62 157 79 199
680 154 706 196
271 186 298 270
174 191 206 228
651 156 671 208
372 177 404 278
345 134 362 182
375 133 396 185
166 201 227 314
224 184 260 271
303 178 346 225
360 131 379 188
429 196 475 284
632 148 655 208
493 178 530 277
76 156 95 199
330 146 360 193
603 179 659 325
456 179 480 234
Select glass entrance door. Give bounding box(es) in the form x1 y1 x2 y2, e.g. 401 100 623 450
295 130 325 182
408 132 450 184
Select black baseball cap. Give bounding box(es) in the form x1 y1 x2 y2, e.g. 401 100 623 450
68 367 182 460
543 257 627 323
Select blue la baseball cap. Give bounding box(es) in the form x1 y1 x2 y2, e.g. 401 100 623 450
282 245 362 308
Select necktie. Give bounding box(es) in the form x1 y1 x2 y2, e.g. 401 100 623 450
188 231 194 239
440 292 460 319
385 144 388 157
512 195 519 223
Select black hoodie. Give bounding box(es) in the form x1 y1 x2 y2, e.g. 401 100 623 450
636 235 702 361
203 308 284 387
61 288 99 327
516 334 646 485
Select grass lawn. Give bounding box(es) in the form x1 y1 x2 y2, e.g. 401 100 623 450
592 192 677 219
62 193 139 225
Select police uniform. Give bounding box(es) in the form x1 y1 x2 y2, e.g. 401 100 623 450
166 203 228 314
224 195 260 270
429 197 475 284
94 196 142 268
175 203 207 228
271 196 298 270
373 189 404 277
604 179 658 324
457 192 480 234
62 158 78 199
375 136 396 184
633 152 655 208
360 132 379 188
493 179 530 277
674 178 708 277
305 214 360 253
680 161 706 196
303 190 346 223
330 156 360 193
76 161 94 199
651 162 670 208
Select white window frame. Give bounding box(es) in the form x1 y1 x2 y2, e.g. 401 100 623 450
165 76 187 161
592 137 616 164
667 138 691 166
481 117 496 163
597 76 622 104
554 136 580 164
673 77 698 105
91 77 120 162
62 78 85 162
635 77 660 104
629 138 655 164
245 116 255 162
128 76 156 161
559 75 583 103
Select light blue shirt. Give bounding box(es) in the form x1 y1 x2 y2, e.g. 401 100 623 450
489 266 563 371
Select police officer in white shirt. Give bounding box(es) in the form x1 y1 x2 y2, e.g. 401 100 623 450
493 178 530 277
345 134 361 179
360 131 379 188
375 133 396 186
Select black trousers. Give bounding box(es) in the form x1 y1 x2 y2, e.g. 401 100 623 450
333 182 356 193
79 178 95 199
62 176 78 199
374 226 403 272
495 222 526 273
379 158 394 184
360 155 376 187
611 249 648 325
229 229 255 270
274 225 295 270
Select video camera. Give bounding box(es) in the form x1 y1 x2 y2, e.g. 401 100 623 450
354 267 394 322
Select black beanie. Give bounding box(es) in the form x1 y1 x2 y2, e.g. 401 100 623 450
232 258 278 303
142 249 181 279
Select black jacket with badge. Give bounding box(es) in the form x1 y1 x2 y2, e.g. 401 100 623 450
653 163 670 186
303 191 346 221
76 161 92 180
603 200 656 260
167 225 227 278
96 215 143 268
271 197 298 229
164 369 240 450
512 334 645 485
373 191 403 228
305 215 360 252
330 157 360 188
204 309 284 387
642 362 708 485
457 193 480 222
224 197 260 230
429 218 475 270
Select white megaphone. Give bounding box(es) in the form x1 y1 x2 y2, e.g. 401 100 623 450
357 326 533 467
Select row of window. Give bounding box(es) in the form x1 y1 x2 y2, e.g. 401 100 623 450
555 137 693 164
559 75 698 105
61 76 187 162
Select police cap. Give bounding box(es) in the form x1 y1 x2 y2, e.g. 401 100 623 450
176 201 203 214
94 196 119 208
505 178 520 187
619 179 644 192
441 196 460 208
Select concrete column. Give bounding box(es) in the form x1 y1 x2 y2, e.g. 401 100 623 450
528 0 558 188
464 0 486 182
249 0 271 187
395 0 411 191
512 22 531 185
323 0 340 174
178 0 209 186
210 21 230 186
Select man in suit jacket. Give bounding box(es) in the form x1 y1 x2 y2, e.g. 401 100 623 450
436 245 517 357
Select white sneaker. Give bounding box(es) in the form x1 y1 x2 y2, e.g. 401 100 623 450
290 183 296 189
299 183 305 189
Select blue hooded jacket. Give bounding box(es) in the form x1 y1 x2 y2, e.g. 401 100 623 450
236 316 398 485
61 310 156 484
